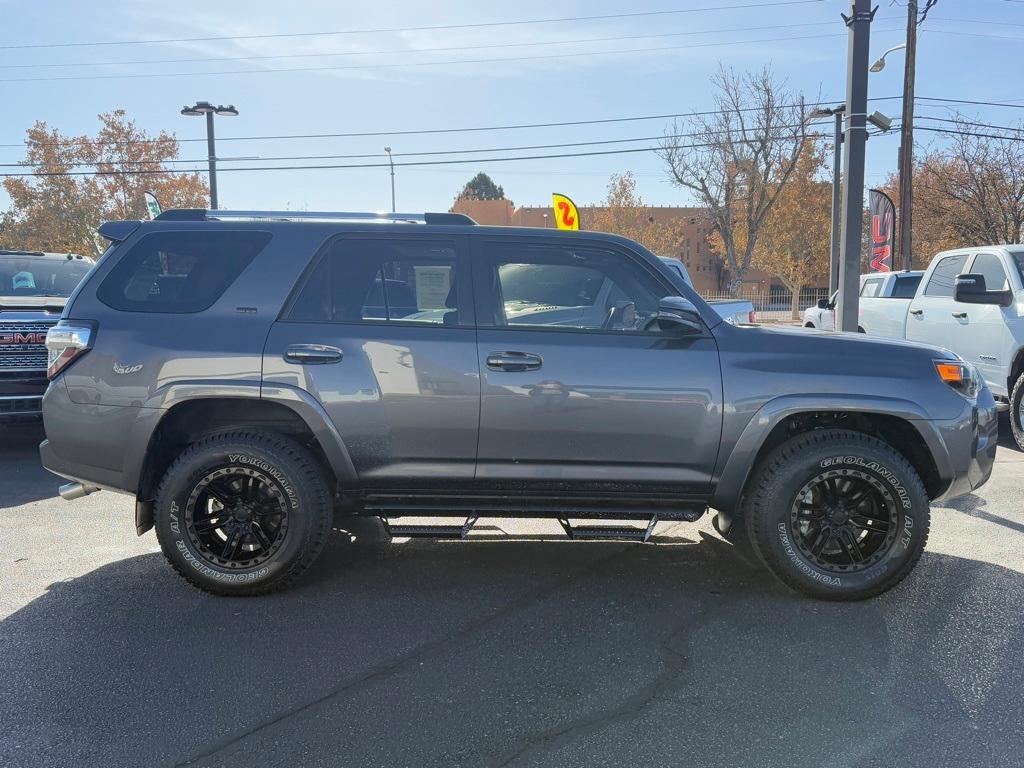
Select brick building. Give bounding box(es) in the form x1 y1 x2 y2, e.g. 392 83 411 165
451 198 791 294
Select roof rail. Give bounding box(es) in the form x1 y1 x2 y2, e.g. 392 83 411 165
153 209 476 225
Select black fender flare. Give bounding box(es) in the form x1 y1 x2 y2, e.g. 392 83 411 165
709 393 954 519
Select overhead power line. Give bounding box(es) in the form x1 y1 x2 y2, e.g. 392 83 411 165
0 1 826 50
0 21 842 70
0 29 880 84
0 101 845 149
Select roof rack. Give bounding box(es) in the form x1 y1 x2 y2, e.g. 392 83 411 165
154 209 476 225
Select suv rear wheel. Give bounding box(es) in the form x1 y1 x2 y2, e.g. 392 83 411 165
154 431 332 595
742 429 929 600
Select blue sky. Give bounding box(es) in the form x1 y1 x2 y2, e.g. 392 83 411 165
0 0 1022 214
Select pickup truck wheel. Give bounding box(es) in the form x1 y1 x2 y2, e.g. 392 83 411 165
1010 373 1024 451
154 431 332 596
743 429 929 601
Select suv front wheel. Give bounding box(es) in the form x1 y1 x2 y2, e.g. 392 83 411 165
154 431 332 595
742 429 929 600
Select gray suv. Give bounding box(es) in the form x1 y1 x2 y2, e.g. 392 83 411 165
40 210 998 599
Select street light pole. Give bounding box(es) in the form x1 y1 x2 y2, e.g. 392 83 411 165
181 101 238 210
898 0 918 271
810 105 846 295
384 147 396 213
205 110 218 210
837 0 874 333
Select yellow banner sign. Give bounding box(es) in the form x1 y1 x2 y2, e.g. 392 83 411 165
551 193 580 231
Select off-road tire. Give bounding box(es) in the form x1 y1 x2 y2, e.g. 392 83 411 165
1009 372 1024 451
742 429 930 601
154 431 332 596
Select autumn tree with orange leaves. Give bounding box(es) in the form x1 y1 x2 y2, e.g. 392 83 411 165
710 141 830 319
0 110 208 255
587 172 686 256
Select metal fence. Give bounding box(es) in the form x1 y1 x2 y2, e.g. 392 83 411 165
698 286 831 323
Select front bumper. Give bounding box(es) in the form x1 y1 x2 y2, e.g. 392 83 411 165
0 373 47 422
930 385 998 503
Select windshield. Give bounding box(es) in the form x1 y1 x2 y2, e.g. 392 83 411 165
0 255 92 298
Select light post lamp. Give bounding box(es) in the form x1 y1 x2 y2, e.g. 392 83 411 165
181 101 238 210
384 147 396 213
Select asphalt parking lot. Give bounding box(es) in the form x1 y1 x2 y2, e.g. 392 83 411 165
2 422 1023 768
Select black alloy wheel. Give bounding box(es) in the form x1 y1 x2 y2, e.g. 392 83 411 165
789 470 898 573
185 466 290 569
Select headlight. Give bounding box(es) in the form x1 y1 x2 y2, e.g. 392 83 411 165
934 359 980 399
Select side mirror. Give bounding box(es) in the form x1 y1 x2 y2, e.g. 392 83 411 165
954 273 1013 307
816 298 830 310
653 296 705 335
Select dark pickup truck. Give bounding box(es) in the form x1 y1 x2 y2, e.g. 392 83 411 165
0 250 93 422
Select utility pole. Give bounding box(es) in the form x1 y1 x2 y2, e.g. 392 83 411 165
836 0 874 333
898 0 918 271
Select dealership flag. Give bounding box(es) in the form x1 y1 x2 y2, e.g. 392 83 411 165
551 193 580 231
868 189 895 272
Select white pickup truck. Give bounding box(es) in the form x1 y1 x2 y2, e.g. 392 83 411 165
850 246 1024 447
659 257 756 325
803 271 923 332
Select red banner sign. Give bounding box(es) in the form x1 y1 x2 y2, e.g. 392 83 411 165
868 189 895 273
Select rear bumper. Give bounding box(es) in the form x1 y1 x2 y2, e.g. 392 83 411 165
931 386 999 503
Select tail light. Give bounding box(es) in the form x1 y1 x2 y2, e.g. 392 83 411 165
748 309 757 323
46 321 95 380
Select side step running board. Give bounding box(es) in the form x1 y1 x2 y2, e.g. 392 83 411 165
383 516 478 539
558 515 658 542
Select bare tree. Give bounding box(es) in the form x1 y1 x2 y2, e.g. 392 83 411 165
915 117 1024 247
660 66 810 294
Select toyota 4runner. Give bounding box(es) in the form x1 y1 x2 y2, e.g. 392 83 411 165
40 210 998 599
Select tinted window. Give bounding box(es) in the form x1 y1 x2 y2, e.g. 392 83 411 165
924 254 968 298
288 238 461 325
970 253 1009 292
0 254 92 298
479 242 672 332
891 274 921 298
860 278 883 297
97 231 270 313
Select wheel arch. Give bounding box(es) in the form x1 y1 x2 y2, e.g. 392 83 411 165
132 386 358 534
711 396 952 525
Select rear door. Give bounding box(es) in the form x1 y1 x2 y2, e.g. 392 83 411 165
471 236 722 494
263 233 480 485
906 253 971 353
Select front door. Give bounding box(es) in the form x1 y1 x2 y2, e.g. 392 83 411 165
263 233 480 485
906 252 972 358
471 237 723 495
961 251 1013 394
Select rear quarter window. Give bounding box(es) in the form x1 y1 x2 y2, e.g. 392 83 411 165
97 230 271 313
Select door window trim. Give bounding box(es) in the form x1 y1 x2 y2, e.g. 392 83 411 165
922 253 969 298
278 231 474 328
469 235 693 337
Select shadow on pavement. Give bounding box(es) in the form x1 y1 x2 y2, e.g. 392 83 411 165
0 424 61 507
2 528 1022 768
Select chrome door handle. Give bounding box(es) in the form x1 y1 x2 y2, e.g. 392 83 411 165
909 308 923 316
952 311 968 319
284 344 343 364
486 351 543 372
